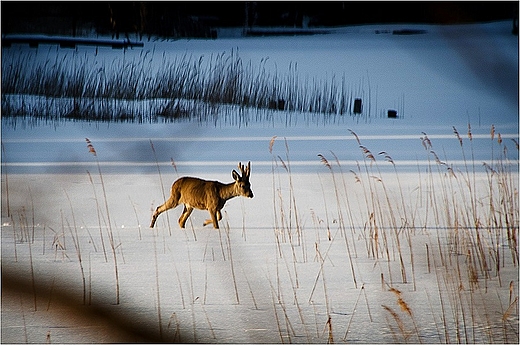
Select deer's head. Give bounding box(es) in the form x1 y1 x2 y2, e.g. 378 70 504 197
232 161 254 198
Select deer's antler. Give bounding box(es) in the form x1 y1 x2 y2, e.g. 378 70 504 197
238 161 251 179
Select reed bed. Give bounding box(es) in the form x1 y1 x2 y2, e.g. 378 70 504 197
313 126 518 343
1 49 396 124
267 124 517 343
2 125 517 343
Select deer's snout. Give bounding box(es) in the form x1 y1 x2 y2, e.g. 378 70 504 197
247 190 254 198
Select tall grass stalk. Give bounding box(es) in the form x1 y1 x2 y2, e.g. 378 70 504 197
64 190 86 305
349 130 378 259
315 176 333 242
185 244 198 342
330 151 358 257
318 153 358 288
267 272 296 342
380 151 417 287
171 258 186 310
283 138 303 252
343 284 365 341
152 227 163 340
239 263 259 310
223 213 240 304
308 228 338 304
325 316 334 344
270 137 303 290
276 156 301 287
27 220 37 311
86 171 108 262
2 141 11 217
86 138 120 304
279 233 311 341
372 159 407 284
150 139 172 236
350 131 395 282
20 297 29 343
314 243 333 342
269 136 284 257
88 252 92 305
128 196 142 240
167 313 182 342
11 217 18 262
268 275 286 343
270 157 289 270
195 297 216 339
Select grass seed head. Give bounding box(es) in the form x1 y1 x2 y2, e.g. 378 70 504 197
350 170 361 183
453 126 463 146
318 154 331 169
397 297 412 316
420 133 432 150
379 152 395 165
269 136 277 154
85 138 97 156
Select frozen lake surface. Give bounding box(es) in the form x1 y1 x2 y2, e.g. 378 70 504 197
2 21 518 343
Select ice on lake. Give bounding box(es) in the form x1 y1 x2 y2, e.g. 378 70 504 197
1 20 518 343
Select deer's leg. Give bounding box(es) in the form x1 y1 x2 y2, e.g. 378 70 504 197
150 195 178 228
212 211 221 229
203 210 219 229
203 210 222 228
178 205 193 228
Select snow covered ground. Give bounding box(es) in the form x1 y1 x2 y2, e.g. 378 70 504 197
1 21 518 343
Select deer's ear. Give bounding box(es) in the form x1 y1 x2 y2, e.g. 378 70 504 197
232 170 240 181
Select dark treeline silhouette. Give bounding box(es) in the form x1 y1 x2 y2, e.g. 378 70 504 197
2 1 518 39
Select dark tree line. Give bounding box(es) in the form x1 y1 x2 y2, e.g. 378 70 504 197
2 2 517 39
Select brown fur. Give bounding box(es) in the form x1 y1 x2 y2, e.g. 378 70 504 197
150 162 253 229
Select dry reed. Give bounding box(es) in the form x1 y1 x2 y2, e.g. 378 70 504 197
2 48 403 126
318 153 358 288
152 225 163 339
150 139 172 235
85 138 120 304
64 190 87 305
223 213 240 304
86 171 108 262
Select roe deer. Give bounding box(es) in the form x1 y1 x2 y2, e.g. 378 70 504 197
150 162 253 229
